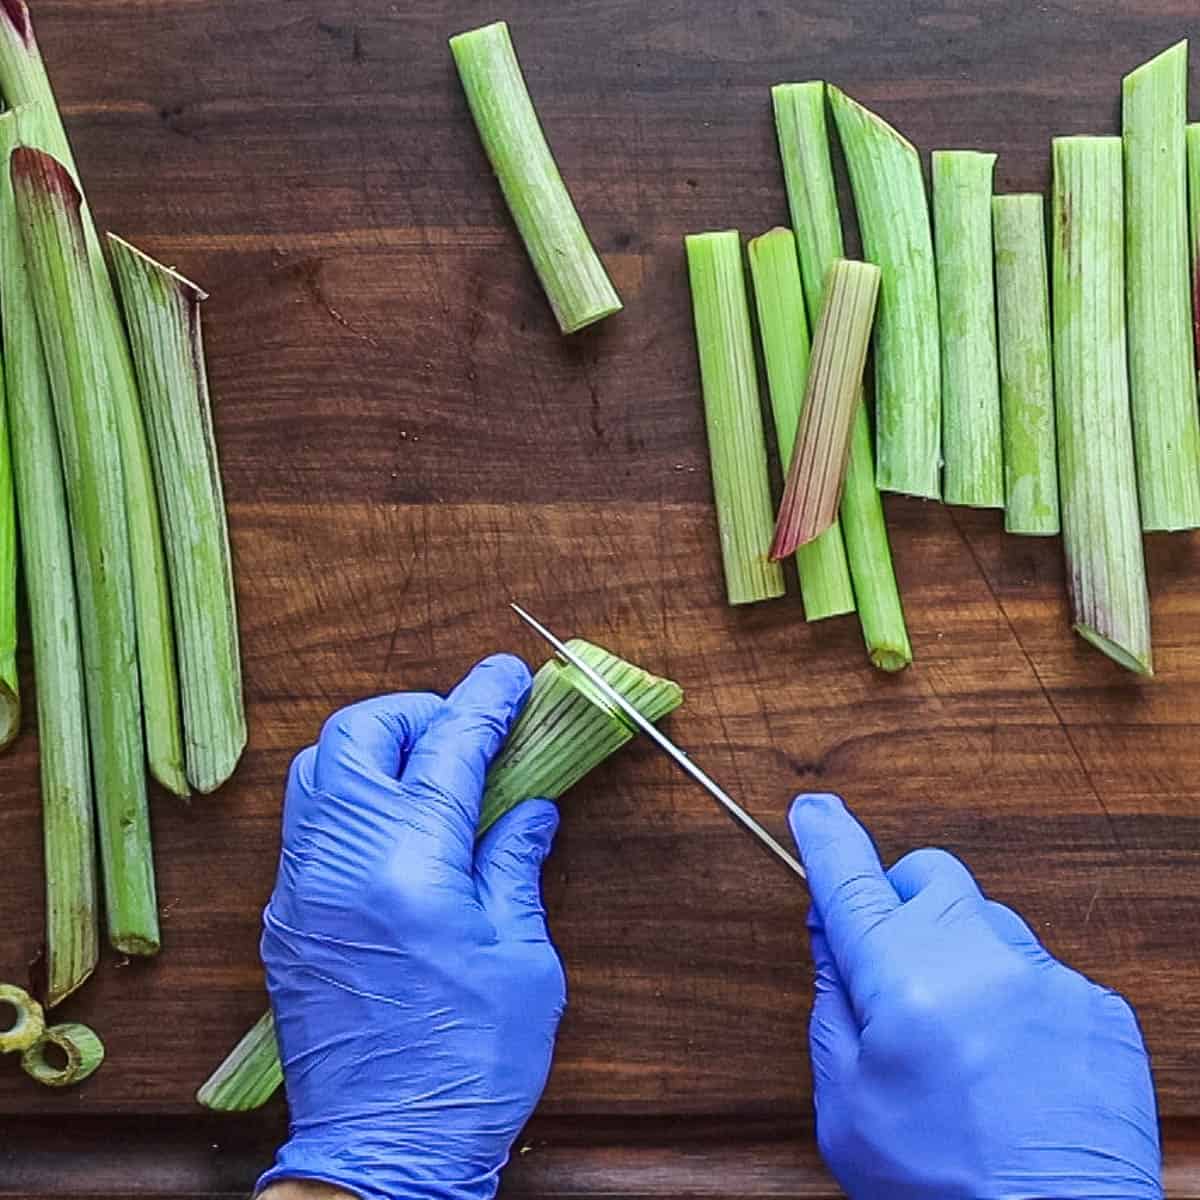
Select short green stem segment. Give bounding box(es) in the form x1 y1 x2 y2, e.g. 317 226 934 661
0 983 45 1053
14 147 161 953
0 0 187 795
772 81 911 671
0 106 98 1002
21 1022 104 1087
685 230 786 606
199 639 684 1111
1051 137 1152 675
449 21 621 334
933 150 1002 508
829 87 941 500
747 227 855 619
770 259 880 558
0 299 15 751
1123 40 1200 532
992 194 1059 535
108 236 247 795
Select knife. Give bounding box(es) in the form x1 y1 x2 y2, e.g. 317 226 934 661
510 604 806 880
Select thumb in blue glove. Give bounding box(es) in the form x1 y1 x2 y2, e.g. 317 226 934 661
789 793 1162 1200
259 655 566 1200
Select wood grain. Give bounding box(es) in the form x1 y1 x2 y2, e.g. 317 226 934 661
2 0 1200 1192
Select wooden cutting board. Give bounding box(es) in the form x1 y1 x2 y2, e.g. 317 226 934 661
2 1 1200 1194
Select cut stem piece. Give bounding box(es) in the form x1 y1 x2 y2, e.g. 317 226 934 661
0 106 98 1003
196 1011 283 1112
200 638 684 1111
829 87 941 500
1123 40 1200 531
685 230 786 605
108 236 246 795
21 1022 103 1087
933 150 1003 508
449 20 621 334
771 259 880 558
0 317 15 751
1188 123 1200 374
0 1 186 795
14 147 161 953
993 194 1059 535
772 81 911 671
1052 137 1152 674
0 983 44 1053
747 227 855 619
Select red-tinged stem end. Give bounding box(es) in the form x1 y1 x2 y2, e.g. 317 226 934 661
0 0 32 44
10 145 81 211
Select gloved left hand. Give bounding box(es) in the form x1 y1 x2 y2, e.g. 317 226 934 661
257 654 566 1200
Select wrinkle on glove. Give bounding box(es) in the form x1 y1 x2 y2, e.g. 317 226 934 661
789 793 1163 1200
258 655 566 1200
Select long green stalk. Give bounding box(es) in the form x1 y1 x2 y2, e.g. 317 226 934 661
933 150 1002 507
0 107 98 1002
1189 123 1200 379
0 0 186 795
1052 137 1152 674
449 21 621 334
772 81 911 671
771 259 880 557
0 305 14 751
747 228 855 619
992 194 1059 536
108 236 246 794
199 639 684 1111
14 147 161 953
829 87 941 500
685 230 786 606
1123 40 1200 531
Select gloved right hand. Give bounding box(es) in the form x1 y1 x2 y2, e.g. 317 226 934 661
789 793 1162 1200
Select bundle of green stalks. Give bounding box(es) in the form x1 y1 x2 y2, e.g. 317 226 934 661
0 1 245 994
198 639 683 1112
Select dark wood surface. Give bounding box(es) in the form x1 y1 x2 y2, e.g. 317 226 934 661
3 0 1200 1193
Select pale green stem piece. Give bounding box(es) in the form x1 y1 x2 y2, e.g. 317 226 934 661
0 106 98 1003
449 21 621 334
21 1022 104 1087
992 194 1059 536
933 150 1003 508
0 0 186 795
108 236 247 795
829 86 941 500
13 147 161 953
1188 125 1200 382
685 230 786 605
199 639 684 1111
772 82 911 671
771 259 880 557
0 292 14 751
0 983 44 1053
747 227 855 620
1123 40 1200 531
1052 137 1152 675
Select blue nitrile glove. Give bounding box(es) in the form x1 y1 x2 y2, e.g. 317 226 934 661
257 655 566 1200
788 793 1162 1200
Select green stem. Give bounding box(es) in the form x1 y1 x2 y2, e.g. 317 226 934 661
992 194 1059 536
1052 136 1152 675
0 106 98 1001
685 230 786 606
14 147 161 953
1123 40 1200 531
0 982 44 1053
449 21 621 334
933 150 1002 508
21 1022 104 1087
108 236 247 795
747 227 855 619
199 639 684 1111
829 87 941 501
0 289 15 751
0 0 187 795
772 82 911 671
